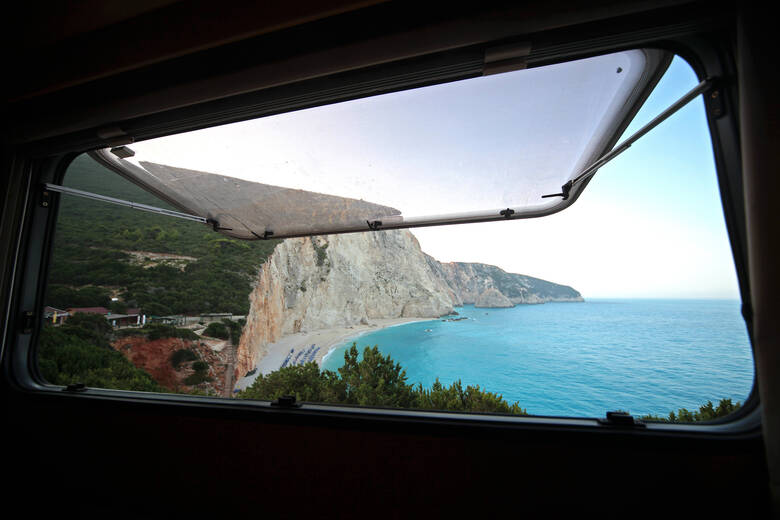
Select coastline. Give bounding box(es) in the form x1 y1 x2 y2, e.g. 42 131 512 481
233 317 434 391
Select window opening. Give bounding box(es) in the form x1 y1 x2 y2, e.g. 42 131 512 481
37 53 752 423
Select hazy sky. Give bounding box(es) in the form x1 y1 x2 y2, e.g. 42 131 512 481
130 54 739 300
414 56 738 299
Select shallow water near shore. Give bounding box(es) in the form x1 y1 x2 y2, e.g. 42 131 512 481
321 299 753 417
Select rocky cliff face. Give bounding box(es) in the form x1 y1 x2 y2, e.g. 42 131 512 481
236 230 583 377
235 230 454 377
474 288 514 308
427 257 583 305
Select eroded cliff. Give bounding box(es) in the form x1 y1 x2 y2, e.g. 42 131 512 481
235 230 454 377
236 230 583 378
427 258 583 305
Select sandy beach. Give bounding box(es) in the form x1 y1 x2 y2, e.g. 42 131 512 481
233 317 432 391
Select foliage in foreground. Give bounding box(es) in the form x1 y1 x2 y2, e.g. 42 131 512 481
238 344 528 415
641 398 741 423
240 344 740 421
39 315 742 422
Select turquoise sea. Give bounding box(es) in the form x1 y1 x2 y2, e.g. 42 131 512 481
321 299 754 417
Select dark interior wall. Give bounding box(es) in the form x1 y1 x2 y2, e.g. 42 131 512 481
2 1 773 516
739 6 780 510
6 1 698 144
5 392 768 516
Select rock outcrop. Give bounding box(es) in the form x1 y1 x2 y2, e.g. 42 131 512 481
112 336 229 394
236 230 583 377
475 288 514 308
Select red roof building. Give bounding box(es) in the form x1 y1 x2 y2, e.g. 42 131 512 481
43 306 69 325
66 307 110 315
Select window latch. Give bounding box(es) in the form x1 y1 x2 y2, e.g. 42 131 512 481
19 310 35 333
597 411 645 428
271 395 301 408
207 218 233 232
40 187 52 208
251 230 274 240
541 180 573 200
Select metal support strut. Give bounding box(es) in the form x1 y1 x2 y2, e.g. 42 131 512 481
542 78 715 199
42 183 208 224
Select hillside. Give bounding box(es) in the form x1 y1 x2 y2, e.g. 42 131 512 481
48 155 279 316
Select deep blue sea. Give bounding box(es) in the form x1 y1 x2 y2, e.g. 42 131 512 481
321 299 754 417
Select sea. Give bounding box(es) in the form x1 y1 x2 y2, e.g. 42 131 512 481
321 299 754 417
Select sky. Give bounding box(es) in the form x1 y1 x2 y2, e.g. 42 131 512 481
129 53 740 300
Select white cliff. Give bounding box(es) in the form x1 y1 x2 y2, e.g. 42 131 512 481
236 230 454 377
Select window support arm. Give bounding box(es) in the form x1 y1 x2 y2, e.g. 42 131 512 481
42 183 209 225
542 77 715 200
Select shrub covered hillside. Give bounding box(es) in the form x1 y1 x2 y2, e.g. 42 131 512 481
38 313 163 392
47 154 279 316
40 312 232 395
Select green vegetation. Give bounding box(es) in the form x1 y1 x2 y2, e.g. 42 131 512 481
37 313 162 392
239 344 528 415
114 323 198 341
641 398 741 423
313 240 329 267
170 348 198 369
204 319 244 344
114 328 147 338
224 319 245 344
184 359 211 385
414 379 527 415
204 321 229 339
47 155 279 316
145 324 199 341
46 285 112 309
183 373 211 385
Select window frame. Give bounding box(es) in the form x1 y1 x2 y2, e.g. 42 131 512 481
1 8 760 440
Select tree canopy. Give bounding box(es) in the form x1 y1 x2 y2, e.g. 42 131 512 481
641 398 741 423
239 344 528 415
